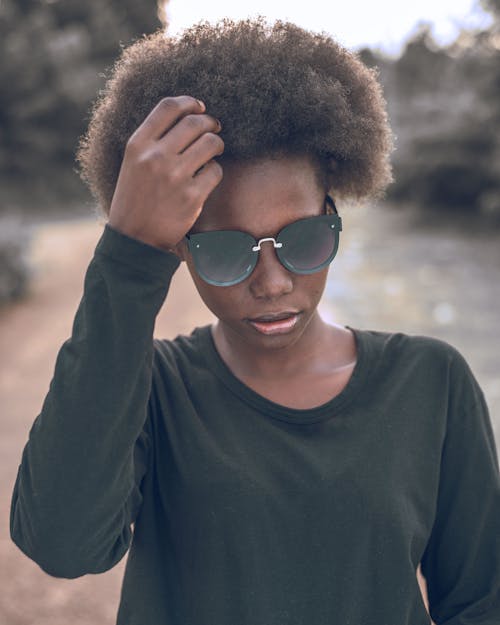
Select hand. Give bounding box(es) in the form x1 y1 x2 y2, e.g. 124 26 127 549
108 95 224 252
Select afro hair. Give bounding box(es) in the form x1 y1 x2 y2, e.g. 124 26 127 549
76 17 394 214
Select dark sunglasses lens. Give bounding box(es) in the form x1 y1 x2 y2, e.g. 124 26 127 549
278 217 338 273
189 230 255 285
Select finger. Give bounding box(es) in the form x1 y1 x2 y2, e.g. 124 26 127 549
181 132 225 176
162 113 222 154
130 96 206 143
192 160 224 202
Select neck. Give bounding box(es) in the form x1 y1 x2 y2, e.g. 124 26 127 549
212 311 342 380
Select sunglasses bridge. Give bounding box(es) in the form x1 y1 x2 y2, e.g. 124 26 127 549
251 237 283 252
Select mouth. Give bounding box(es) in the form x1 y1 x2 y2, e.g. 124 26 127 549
247 311 301 335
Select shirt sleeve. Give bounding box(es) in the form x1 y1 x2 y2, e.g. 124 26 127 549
9 223 180 579
420 347 500 624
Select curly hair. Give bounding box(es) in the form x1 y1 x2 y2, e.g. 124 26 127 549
76 17 394 214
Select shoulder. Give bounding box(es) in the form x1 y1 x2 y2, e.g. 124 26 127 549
355 326 484 409
152 324 212 376
356 326 467 367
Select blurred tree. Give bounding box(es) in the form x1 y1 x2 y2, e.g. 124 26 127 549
480 0 500 17
380 20 500 217
0 0 162 211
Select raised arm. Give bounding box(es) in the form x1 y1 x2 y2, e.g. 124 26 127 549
9 95 224 578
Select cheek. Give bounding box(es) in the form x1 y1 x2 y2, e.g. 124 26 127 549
187 264 245 317
303 269 329 300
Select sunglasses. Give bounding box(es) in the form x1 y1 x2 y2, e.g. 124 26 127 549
185 195 342 287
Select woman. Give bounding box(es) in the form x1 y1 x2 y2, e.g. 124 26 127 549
10 18 500 625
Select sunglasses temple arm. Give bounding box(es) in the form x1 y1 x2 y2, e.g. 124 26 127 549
326 195 339 216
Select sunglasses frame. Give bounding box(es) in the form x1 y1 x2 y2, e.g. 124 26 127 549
186 195 342 287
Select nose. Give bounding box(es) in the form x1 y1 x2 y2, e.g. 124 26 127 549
249 239 293 299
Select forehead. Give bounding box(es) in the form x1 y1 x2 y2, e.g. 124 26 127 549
193 156 326 235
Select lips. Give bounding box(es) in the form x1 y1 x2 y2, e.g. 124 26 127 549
247 311 301 335
248 311 299 323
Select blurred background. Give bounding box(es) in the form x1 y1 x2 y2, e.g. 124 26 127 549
1 0 499 623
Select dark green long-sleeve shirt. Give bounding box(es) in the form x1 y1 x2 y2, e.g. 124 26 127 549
10 224 500 625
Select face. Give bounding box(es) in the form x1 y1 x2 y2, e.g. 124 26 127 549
178 155 332 352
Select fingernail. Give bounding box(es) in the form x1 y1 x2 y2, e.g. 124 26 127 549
216 118 222 130
196 99 206 111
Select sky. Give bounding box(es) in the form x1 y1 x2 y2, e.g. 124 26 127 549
163 0 492 56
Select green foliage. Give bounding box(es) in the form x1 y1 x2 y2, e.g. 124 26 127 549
0 216 31 304
368 23 500 216
0 0 161 210
481 0 500 17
